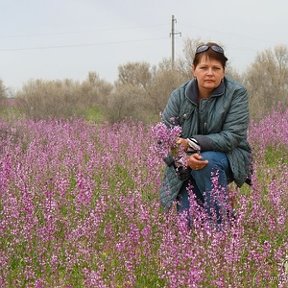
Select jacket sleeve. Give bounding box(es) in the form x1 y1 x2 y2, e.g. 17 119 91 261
194 87 249 152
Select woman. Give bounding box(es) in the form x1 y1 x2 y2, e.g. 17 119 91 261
160 42 252 224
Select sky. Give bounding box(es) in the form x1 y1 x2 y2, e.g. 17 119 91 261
0 0 287 92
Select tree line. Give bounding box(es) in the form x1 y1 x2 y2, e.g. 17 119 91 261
1 38 287 122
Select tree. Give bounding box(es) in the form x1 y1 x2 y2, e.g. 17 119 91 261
0 80 7 100
104 62 153 123
117 62 152 90
15 73 114 121
176 38 203 79
109 60 186 122
106 84 146 123
244 45 288 119
80 72 113 107
16 79 82 119
147 59 186 117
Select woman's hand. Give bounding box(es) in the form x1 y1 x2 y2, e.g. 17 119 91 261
176 137 189 151
186 153 208 170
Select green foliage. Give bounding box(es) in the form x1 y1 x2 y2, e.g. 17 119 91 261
84 106 105 122
264 144 288 167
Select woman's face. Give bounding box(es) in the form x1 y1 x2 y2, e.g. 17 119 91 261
193 55 225 95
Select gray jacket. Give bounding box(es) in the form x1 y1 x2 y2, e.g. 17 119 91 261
160 77 252 209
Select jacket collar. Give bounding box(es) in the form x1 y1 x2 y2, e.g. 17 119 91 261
185 78 226 104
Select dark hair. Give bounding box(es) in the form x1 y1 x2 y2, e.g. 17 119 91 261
193 42 228 68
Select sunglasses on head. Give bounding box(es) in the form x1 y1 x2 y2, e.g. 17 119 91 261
195 44 224 55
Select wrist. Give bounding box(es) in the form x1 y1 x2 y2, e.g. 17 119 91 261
186 137 201 154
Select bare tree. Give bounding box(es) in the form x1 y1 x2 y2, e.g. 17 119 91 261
109 59 187 122
106 84 146 123
0 80 7 100
117 62 152 90
147 59 186 116
15 72 113 120
244 45 288 119
17 79 82 119
176 38 203 79
80 72 113 107
105 62 154 122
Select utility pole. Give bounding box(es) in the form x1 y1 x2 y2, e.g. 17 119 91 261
170 15 181 69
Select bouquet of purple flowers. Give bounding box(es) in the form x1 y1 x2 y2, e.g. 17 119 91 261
150 122 191 181
151 122 182 158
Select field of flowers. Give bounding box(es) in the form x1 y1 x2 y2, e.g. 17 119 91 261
0 109 287 287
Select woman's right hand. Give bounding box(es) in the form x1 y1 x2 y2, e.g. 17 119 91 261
176 137 189 151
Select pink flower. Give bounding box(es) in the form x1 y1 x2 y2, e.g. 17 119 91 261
150 122 182 158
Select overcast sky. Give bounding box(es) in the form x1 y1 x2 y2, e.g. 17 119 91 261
0 0 287 92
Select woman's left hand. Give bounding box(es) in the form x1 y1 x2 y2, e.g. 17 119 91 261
186 153 208 170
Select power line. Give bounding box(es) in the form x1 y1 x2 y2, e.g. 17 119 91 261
0 23 169 40
0 36 169 52
178 21 281 49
